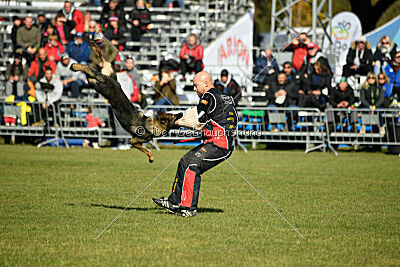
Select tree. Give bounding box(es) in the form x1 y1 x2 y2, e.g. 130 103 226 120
349 0 397 33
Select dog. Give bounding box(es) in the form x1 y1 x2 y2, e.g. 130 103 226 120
70 42 182 163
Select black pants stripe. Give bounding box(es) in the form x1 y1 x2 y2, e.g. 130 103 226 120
168 143 232 210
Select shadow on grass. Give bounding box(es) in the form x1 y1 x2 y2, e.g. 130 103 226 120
68 203 223 213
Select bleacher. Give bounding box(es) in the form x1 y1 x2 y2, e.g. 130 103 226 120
0 0 254 105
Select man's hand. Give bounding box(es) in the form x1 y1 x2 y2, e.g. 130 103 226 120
274 89 287 98
42 103 50 109
132 19 139 26
111 39 118 45
350 65 357 70
27 46 35 55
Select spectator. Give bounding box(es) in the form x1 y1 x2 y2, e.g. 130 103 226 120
67 32 91 64
385 51 400 102
56 53 85 98
377 72 393 108
179 33 204 80
58 1 84 34
89 34 118 69
329 77 355 108
125 56 146 108
35 66 63 110
213 69 241 106
282 61 305 106
11 16 22 52
285 32 310 71
130 0 151 42
101 0 125 27
44 34 65 62
104 17 126 48
254 46 279 85
360 72 385 134
304 60 332 110
37 12 51 33
166 0 185 8
372 36 397 75
83 12 99 33
16 16 41 60
84 21 99 43
154 68 179 108
83 106 105 149
28 47 56 84
41 24 60 47
300 42 331 78
267 72 299 107
53 13 76 45
342 36 373 78
5 52 29 100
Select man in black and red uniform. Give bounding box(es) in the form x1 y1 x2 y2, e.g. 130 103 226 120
153 71 238 217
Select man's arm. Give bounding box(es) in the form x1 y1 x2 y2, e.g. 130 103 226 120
197 92 216 123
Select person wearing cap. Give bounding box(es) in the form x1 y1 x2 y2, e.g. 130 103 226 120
44 34 65 62
16 16 41 58
58 1 84 34
100 0 125 27
67 32 91 65
89 33 118 69
342 36 373 78
330 77 355 108
37 12 51 33
284 32 311 71
104 16 126 48
213 69 241 106
130 0 151 42
56 53 85 98
299 42 331 78
254 46 279 85
28 47 57 84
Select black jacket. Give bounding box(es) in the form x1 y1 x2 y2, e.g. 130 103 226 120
345 41 373 67
305 72 332 94
104 25 127 46
213 77 241 106
267 79 299 107
360 84 384 108
372 43 397 63
131 7 151 29
100 3 125 26
329 85 355 107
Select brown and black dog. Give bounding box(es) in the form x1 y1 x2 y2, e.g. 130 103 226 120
70 42 182 163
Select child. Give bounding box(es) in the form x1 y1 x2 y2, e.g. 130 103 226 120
83 106 105 149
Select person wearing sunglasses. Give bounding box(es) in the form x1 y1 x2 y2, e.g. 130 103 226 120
360 72 385 134
372 35 397 75
377 72 393 108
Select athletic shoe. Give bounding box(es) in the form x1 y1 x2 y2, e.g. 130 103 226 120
177 209 197 217
152 197 179 213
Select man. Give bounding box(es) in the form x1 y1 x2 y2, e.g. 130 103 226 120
89 34 118 69
267 72 299 107
28 47 56 84
16 16 41 59
254 46 279 85
285 32 311 71
179 33 204 81
67 32 91 64
35 66 63 110
214 69 241 106
56 53 85 98
153 71 238 217
58 0 84 34
84 21 98 43
342 36 373 77
329 77 355 108
36 12 50 33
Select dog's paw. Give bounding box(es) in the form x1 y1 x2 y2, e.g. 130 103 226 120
148 155 154 163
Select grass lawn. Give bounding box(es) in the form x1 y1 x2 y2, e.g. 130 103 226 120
0 145 399 265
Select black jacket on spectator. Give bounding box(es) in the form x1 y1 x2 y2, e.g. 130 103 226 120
59 19 76 43
104 25 127 46
299 53 331 77
11 24 22 52
267 79 299 107
372 43 397 64
214 76 241 106
37 19 51 33
342 41 373 77
130 6 151 41
100 3 125 26
329 84 355 107
360 84 384 108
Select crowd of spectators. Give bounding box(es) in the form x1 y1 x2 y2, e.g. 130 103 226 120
254 32 400 115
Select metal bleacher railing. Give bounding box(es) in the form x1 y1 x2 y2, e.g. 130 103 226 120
2 100 400 154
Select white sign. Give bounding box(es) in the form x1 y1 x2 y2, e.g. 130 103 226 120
203 10 254 80
322 12 362 68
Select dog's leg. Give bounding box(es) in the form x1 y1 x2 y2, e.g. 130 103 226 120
90 41 113 77
130 137 154 163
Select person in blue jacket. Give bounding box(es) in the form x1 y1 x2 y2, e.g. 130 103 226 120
66 32 91 65
254 46 279 86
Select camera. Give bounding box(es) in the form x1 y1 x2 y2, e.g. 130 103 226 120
298 39 306 44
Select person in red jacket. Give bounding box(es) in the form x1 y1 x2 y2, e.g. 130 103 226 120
58 1 84 34
44 34 65 62
28 47 56 84
284 32 310 71
179 33 204 81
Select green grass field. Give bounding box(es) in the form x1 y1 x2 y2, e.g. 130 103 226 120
0 145 399 265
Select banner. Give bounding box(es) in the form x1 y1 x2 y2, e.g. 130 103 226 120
203 10 254 79
322 12 362 67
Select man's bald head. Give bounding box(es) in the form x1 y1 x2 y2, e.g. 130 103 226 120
193 71 214 97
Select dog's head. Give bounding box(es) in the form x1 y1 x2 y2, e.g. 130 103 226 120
153 110 183 136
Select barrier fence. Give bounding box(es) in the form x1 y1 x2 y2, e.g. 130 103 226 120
1 100 400 154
